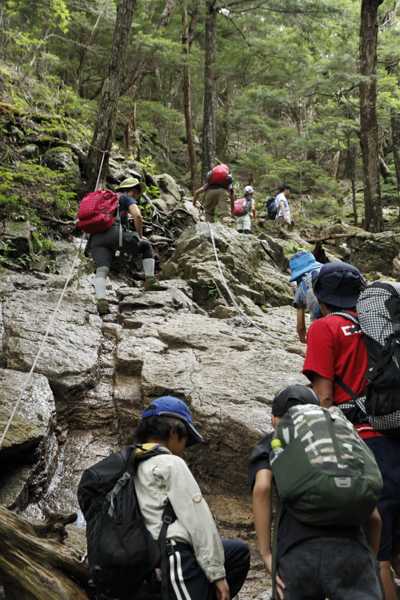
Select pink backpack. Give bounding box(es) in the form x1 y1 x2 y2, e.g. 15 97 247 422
233 197 250 216
77 190 119 234
206 164 233 187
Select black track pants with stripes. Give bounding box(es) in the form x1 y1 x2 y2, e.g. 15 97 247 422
167 540 250 600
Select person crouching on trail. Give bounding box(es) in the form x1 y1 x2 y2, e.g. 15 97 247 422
249 385 382 600
133 396 250 600
236 185 258 234
90 177 168 314
289 251 323 343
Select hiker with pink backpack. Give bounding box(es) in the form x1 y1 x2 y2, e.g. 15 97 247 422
192 164 234 226
233 185 258 234
78 177 168 315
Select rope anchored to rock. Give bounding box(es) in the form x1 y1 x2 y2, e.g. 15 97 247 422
207 222 299 344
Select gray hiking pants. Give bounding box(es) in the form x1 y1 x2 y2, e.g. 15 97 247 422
90 223 153 270
277 537 381 600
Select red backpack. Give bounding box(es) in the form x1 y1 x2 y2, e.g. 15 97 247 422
206 164 233 188
77 190 119 234
233 198 250 216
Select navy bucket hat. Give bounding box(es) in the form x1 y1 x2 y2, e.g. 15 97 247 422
312 262 366 309
141 396 204 447
289 251 323 282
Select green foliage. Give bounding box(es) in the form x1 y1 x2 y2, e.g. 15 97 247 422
202 284 220 301
304 197 344 222
0 163 77 226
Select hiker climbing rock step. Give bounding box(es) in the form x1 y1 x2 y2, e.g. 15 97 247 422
78 177 168 315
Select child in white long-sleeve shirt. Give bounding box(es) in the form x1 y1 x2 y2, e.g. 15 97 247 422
133 396 250 600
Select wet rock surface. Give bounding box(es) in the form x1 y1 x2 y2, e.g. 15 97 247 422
0 224 310 599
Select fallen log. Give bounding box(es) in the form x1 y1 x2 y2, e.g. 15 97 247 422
0 506 90 600
304 232 360 243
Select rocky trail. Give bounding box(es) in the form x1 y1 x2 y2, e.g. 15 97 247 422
0 220 312 599
2 217 400 599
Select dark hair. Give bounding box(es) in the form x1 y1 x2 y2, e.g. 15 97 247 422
133 414 189 444
279 183 291 192
129 184 142 194
323 301 356 312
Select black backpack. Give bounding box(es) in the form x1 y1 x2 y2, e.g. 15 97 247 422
330 280 400 437
78 445 176 600
266 196 277 220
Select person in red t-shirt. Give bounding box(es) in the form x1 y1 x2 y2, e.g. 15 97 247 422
303 262 400 600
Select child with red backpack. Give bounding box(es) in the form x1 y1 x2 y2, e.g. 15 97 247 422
192 164 234 226
79 177 168 315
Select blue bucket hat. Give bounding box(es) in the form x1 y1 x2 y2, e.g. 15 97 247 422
312 262 366 309
141 396 204 447
289 251 323 282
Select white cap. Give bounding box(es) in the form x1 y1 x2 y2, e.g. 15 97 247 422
244 185 254 195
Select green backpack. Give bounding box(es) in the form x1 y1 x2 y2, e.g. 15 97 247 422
271 404 382 527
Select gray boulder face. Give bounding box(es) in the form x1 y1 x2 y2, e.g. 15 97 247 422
161 223 295 310
154 173 182 201
107 158 145 185
317 229 400 276
2 290 102 396
0 369 57 509
19 144 40 160
113 302 306 495
43 146 80 182
4 220 36 258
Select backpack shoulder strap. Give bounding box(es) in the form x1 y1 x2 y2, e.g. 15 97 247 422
271 501 283 600
158 501 177 600
334 374 358 401
328 311 360 328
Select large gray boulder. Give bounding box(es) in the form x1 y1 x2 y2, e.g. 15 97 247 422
112 305 306 494
161 223 295 310
154 173 182 201
2 290 102 396
0 368 57 509
339 231 400 275
43 146 81 188
4 220 36 259
19 144 40 161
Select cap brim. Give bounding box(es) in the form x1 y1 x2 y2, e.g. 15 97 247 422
157 411 204 446
313 291 360 308
289 262 323 282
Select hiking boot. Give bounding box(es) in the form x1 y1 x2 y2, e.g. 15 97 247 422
97 298 110 314
144 277 168 292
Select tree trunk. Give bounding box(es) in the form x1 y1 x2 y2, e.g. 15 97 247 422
352 145 359 227
0 506 90 600
182 0 198 191
122 103 140 158
386 60 400 218
331 150 340 180
201 0 218 183
166 67 182 108
391 108 400 218
359 0 384 232
86 0 137 190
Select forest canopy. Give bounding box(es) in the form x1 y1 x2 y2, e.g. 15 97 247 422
1 0 400 229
